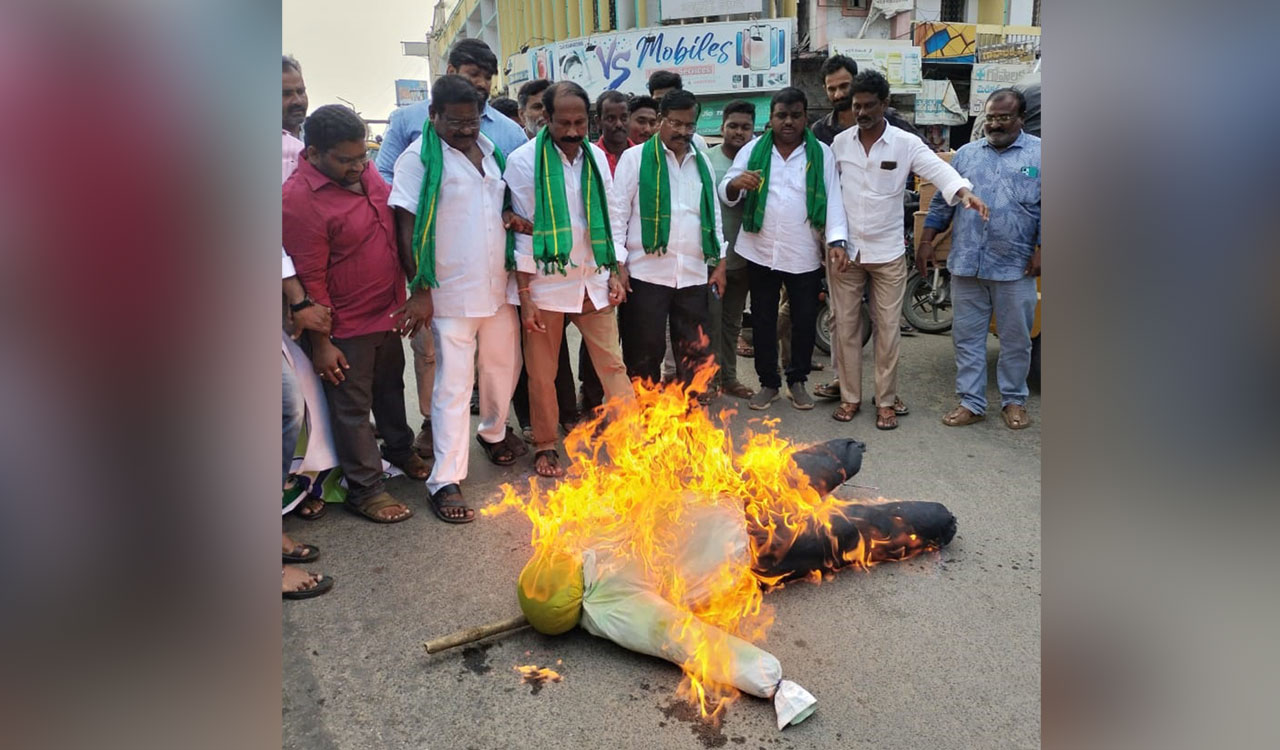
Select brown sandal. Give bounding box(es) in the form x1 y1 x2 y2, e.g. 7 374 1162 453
722 382 755 399
296 495 326 521
942 405 984 427
393 453 432 480
875 407 898 430
873 396 910 416
832 401 860 422
533 449 565 478
1001 404 1031 430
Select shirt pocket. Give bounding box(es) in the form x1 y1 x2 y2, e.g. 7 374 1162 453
1010 166 1041 206
868 160 908 196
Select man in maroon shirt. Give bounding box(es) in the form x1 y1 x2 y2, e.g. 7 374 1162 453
283 105 429 524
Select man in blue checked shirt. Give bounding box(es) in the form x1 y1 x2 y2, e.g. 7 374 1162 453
375 37 528 457
917 88 1041 431
376 38 527 184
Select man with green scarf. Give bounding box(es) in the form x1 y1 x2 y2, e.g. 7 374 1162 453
387 75 524 523
503 82 635 479
718 88 849 412
608 89 726 390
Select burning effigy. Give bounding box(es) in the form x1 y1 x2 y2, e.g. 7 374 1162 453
484 367 956 730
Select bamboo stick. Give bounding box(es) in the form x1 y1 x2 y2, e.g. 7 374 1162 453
423 614 530 654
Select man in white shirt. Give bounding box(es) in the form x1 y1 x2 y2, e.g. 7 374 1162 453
504 82 635 479
718 88 849 411
388 76 523 523
610 89 727 391
827 71 987 430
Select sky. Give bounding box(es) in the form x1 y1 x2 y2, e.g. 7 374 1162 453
282 0 433 133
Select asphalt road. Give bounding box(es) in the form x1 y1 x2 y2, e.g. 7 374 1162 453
283 328 1040 750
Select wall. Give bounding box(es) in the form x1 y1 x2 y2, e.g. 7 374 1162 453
808 5 893 51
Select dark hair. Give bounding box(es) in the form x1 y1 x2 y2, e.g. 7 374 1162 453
820 55 857 80
447 38 498 76
518 79 551 108
596 90 629 118
542 81 590 118
303 104 366 152
722 99 756 123
659 89 698 116
850 70 890 101
629 95 659 116
490 96 519 119
283 55 302 74
769 87 807 114
429 75 483 116
985 87 1027 117
647 70 682 94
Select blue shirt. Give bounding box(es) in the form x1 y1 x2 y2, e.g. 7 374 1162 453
375 99 528 184
925 131 1041 281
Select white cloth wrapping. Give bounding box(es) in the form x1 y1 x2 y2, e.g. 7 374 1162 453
577 500 817 729
281 334 339 475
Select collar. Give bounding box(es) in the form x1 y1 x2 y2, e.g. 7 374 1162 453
981 129 1030 151
441 132 496 158
851 119 893 147
595 135 635 156
297 157 371 193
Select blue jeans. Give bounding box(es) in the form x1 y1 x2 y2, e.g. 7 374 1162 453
951 275 1037 415
282 355 305 487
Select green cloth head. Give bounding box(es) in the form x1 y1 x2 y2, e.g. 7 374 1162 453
517 548 584 635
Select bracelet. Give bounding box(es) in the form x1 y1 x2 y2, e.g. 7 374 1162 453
517 287 531 294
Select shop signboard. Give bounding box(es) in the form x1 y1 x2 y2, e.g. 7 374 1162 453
976 24 1041 63
969 62 1035 115
514 19 793 100
394 79 430 106
914 79 967 126
829 38 922 94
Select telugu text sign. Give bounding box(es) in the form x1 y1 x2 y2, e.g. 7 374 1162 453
970 62 1035 115
660 0 762 22
515 19 793 100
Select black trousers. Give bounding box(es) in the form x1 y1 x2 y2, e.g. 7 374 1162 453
321 330 414 502
746 260 821 389
619 277 712 386
512 308 579 428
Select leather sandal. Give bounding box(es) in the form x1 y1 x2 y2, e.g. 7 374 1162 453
873 396 910 416
832 401 860 422
722 382 755 399
875 406 898 430
942 405 984 427
1001 404 1032 430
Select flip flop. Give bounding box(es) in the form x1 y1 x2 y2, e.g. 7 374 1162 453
282 543 319 564
283 572 334 600
296 495 327 521
533 449 565 478
428 483 475 524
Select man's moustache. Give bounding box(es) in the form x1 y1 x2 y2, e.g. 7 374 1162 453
833 97 852 111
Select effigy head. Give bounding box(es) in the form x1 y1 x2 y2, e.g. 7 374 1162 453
517 548 584 635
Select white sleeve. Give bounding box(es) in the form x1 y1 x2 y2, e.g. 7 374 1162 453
504 145 537 274
609 147 640 263
908 138 972 205
387 140 426 213
717 137 756 206
820 144 848 245
281 247 295 279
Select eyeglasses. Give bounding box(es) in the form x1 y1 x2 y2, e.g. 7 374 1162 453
443 117 481 130
986 114 1020 125
663 118 697 134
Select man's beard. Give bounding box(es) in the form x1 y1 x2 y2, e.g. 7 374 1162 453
832 96 852 112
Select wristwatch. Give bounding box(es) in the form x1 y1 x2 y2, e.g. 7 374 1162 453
829 240 847 250
289 297 315 313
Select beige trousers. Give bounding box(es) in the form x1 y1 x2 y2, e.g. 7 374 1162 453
410 326 435 425
523 300 633 452
828 254 908 407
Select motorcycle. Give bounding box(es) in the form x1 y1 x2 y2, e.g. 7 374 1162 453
901 188 954 333
813 275 871 355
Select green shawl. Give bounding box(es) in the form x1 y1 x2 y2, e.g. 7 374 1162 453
636 136 720 263
741 128 828 234
408 126 515 290
532 127 617 275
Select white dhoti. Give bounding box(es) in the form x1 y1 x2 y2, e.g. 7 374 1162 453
426 305 521 494
281 332 339 493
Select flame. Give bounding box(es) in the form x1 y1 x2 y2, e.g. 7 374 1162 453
486 362 939 721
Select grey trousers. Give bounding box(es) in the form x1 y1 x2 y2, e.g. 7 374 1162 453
707 265 750 387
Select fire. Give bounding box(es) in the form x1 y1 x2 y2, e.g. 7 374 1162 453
485 363 941 721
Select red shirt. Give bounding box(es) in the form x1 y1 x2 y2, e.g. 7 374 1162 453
596 136 636 175
283 159 406 339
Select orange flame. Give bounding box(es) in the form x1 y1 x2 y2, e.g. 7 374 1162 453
486 363 939 720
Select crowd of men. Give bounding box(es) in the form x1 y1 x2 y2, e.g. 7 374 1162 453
280 38 1041 598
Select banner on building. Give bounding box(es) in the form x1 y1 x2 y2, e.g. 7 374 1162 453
913 22 977 63
661 0 762 22
914 79 967 126
514 19 793 100
872 0 915 15
829 38 922 94
976 24 1041 63
694 94 772 136
394 79 430 106
969 62 1036 115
